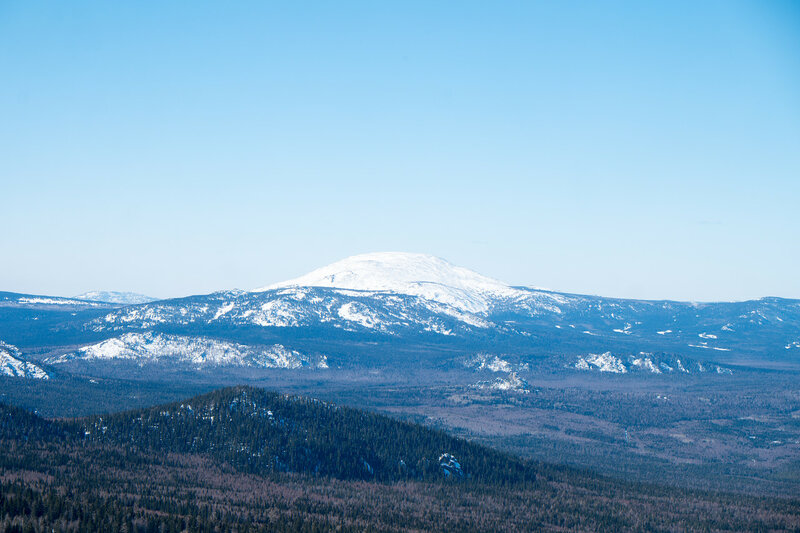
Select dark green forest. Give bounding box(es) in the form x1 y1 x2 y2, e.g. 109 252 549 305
1 387 799 532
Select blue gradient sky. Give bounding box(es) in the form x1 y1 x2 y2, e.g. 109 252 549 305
1 1 799 301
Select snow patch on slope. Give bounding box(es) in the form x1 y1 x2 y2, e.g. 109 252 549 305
8 296 104 307
574 353 732 375
474 372 529 393
630 354 661 373
213 302 235 320
74 291 157 305
575 352 627 373
337 302 382 329
0 342 49 379
50 332 327 369
466 353 513 372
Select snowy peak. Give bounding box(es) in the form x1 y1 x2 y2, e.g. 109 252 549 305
256 252 522 313
73 291 157 305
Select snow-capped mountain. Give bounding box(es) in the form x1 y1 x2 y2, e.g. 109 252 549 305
0 341 49 379
73 291 157 305
256 252 527 314
2 253 799 376
50 332 327 369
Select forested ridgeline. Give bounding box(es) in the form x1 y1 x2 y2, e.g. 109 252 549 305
24 386 534 484
1 387 799 532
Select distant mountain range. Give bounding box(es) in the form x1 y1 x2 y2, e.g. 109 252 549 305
1 252 798 378
73 290 157 305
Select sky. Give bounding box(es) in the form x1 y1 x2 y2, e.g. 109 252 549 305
1 1 799 302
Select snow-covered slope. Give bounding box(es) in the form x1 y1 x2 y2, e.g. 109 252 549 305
474 372 530 393
50 332 327 369
0 342 49 379
73 291 157 305
256 252 525 314
0 292 108 309
573 352 733 375
89 287 495 336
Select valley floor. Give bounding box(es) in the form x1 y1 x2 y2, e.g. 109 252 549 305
326 372 800 496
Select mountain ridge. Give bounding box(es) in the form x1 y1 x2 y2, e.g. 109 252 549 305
2 253 799 375
73 290 157 305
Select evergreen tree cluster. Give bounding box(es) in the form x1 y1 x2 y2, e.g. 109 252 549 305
79 386 535 484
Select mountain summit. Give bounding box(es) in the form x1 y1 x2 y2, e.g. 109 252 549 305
255 252 522 313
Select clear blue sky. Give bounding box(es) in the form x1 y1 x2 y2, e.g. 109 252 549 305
1 1 798 301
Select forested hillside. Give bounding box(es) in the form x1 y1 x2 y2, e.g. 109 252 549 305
78 386 534 484
0 387 798 532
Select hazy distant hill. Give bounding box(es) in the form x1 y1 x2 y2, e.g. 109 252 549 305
73 290 157 305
